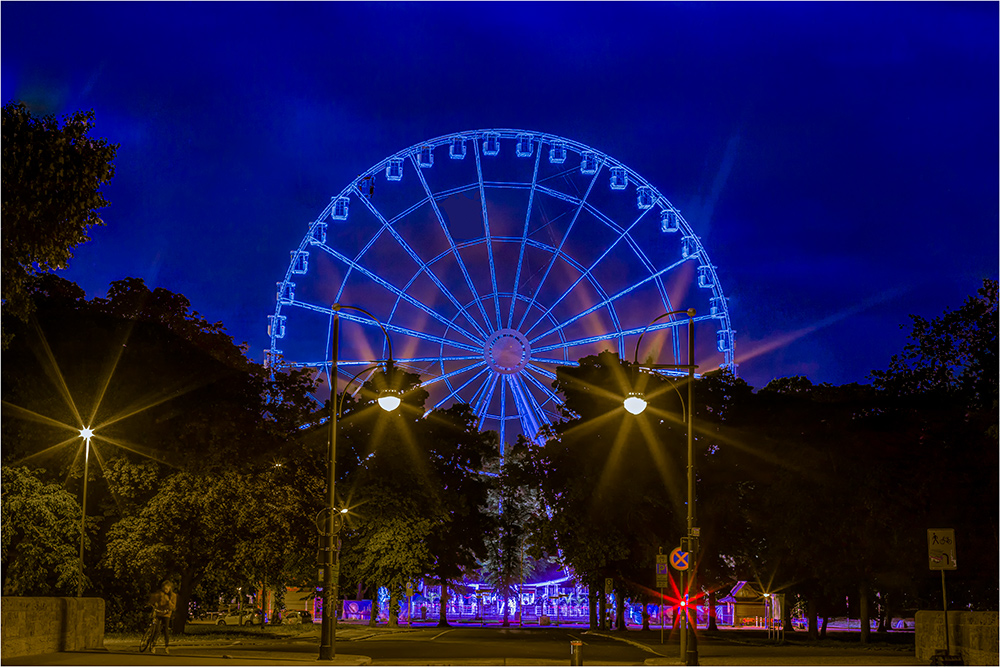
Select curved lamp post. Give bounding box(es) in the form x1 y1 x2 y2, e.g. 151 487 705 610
77 427 94 598
319 304 398 661
624 308 698 666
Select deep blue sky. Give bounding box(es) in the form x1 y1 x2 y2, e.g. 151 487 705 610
3 2 997 390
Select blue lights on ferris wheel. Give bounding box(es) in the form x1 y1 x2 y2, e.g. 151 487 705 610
681 236 699 258
661 209 680 233
483 132 500 156
610 167 628 190
268 129 736 444
418 145 434 168
548 143 567 164
386 158 404 180
637 187 655 210
276 281 295 304
309 222 326 245
332 197 349 220
291 251 309 274
697 265 715 289
516 134 534 157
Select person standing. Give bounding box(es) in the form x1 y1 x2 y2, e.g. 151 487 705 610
147 579 177 654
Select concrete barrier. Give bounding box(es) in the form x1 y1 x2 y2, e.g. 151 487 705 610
1 597 105 659
916 610 998 666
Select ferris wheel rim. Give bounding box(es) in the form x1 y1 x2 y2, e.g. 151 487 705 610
268 128 736 443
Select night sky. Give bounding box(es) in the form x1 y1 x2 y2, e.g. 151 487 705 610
3 2 997 391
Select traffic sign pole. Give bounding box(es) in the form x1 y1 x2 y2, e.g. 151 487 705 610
928 528 957 659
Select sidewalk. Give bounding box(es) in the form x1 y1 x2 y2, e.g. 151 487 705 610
6 623 416 666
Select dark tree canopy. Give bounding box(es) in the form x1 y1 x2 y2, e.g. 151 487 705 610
1 102 118 343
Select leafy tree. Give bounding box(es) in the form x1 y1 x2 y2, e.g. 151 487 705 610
869 279 999 611
1 102 117 346
421 404 497 627
530 351 685 629
102 470 245 634
482 438 534 627
1 466 85 595
2 276 317 625
872 279 997 411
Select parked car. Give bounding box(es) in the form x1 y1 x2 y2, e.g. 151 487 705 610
281 609 312 624
216 609 261 626
280 610 300 625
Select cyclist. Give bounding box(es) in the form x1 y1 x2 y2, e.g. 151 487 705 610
147 578 177 654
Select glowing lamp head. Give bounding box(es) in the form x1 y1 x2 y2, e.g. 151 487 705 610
377 390 401 412
79 427 94 442
623 392 647 415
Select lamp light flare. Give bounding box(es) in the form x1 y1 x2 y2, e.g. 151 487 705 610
377 391 401 412
79 427 94 442
623 393 647 415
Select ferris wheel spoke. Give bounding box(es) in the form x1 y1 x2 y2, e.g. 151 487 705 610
474 373 501 427
392 354 483 365
528 256 690 345
508 141 543 329
357 193 491 341
523 362 558 382
411 154 495 335
516 167 603 332
498 378 508 453
527 357 579 369
313 243 484 346
522 208 653 338
292 302 484 354
508 374 545 438
473 139 503 330
520 367 562 406
425 363 490 410
531 316 715 355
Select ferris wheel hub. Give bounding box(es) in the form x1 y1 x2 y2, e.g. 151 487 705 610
484 329 531 375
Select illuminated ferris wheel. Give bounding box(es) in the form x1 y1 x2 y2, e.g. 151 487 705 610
267 129 735 447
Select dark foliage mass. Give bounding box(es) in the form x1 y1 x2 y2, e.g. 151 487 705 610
1 102 118 347
516 279 997 639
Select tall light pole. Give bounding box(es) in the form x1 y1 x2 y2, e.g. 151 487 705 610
624 308 698 666
77 427 94 598
319 304 398 661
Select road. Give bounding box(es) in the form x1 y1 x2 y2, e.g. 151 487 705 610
6 624 921 666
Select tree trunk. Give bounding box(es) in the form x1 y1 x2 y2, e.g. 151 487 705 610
598 586 607 630
807 598 819 640
589 585 599 629
369 587 379 627
859 585 870 645
388 590 399 628
820 614 828 639
172 569 196 635
642 597 650 631
502 593 510 627
615 585 625 630
437 577 450 627
707 589 719 632
877 592 889 633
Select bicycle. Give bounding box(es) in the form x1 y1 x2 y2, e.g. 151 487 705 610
138 608 160 653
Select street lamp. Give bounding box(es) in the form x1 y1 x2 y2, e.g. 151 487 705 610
624 308 698 666
319 304 398 661
77 426 94 598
